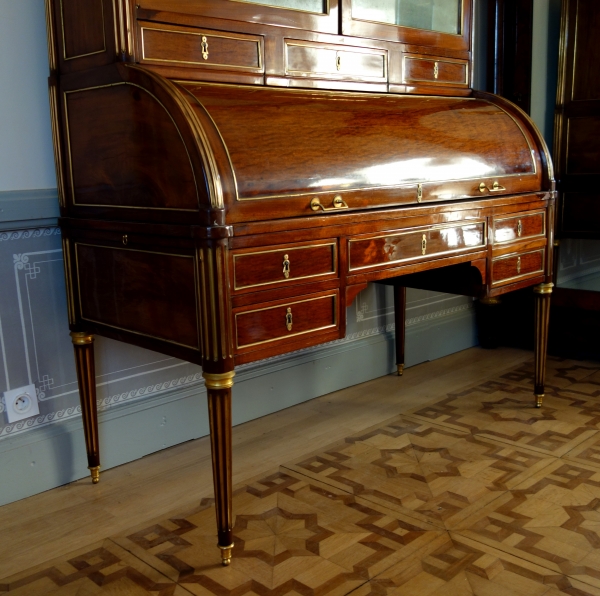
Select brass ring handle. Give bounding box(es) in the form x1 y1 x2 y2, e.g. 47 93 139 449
283 254 290 279
201 36 209 60
310 196 349 212
285 307 293 331
421 234 427 255
479 181 507 193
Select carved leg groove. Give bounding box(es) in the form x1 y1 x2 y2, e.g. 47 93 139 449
533 283 553 408
204 371 235 566
393 286 406 376
71 332 100 483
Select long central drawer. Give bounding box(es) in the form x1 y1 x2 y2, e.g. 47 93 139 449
348 222 486 272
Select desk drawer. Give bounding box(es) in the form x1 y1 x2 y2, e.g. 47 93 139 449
493 211 546 244
348 222 486 272
140 22 263 72
403 54 469 87
491 249 545 287
234 291 339 351
232 240 338 292
285 40 387 82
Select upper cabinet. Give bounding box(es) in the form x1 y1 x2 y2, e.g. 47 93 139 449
136 0 339 34
341 0 472 52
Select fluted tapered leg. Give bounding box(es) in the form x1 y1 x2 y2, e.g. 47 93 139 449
533 283 553 408
393 286 406 376
71 331 100 483
204 371 235 566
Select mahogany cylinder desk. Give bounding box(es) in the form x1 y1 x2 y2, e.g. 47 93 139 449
44 0 555 565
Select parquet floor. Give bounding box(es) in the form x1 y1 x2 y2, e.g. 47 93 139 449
3 349 600 595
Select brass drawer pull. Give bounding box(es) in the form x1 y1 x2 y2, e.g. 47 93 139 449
517 256 522 274
421 234 427 255
336 54 341 71
433 62 439 79
517 220 523 237
201 36 209 60
283 254 290 279
479 181 507 193
310 195 349 212
285 307 293 331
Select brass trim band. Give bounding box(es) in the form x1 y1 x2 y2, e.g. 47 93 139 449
533 282 554 295
203 371 235 390
70 331 95 345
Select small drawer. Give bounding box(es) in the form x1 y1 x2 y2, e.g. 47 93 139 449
232 241 338 292
285 40 387 82
403 54 469 87
139 22 263 72
491 249 545 287
234 291 339 351
349 222 486 272
493 211 546 244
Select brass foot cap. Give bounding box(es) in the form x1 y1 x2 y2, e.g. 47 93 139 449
89 466 100 484
397 364 404 377
219 543 234 566
535 394 544 409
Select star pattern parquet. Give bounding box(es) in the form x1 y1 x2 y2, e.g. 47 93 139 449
4 356 600 595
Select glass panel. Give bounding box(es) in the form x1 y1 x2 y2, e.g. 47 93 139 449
233 0 327 14
352 0 461 35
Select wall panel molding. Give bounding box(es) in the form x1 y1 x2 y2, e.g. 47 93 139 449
0 189 60 230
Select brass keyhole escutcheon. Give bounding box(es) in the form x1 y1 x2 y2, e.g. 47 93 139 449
517 256 522 274
417 184 423 203
122 235 128 246
201 36 209 60
517 220 523 237
285 307 293 331
283 254 290 279
336 54 341 71
421 234 427 255
433 62 439 79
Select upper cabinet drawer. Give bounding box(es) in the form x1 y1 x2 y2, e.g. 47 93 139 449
493 211 546 245
285 41 387 82
139 22 263 73
232 240 338 292
403 55 469 87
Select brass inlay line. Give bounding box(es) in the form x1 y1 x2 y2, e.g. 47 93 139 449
44 0 57 71
493 211 546 245
206 248 220 362
348 221 486 272
59 0 107 60
48 84 66 208
62 237 76 325
216 244 232 361
124 0 133 56
235 294 338 350
112 0 119 55
64 82 200 210
233 242 337 290
199 247 211 359
74 242 200 349
140 27 264 71
491 249 545 287
403 55 469 86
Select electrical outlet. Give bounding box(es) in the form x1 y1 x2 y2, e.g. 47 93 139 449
4 384 39 423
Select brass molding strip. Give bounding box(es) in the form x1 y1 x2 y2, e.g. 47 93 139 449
70 331 94 345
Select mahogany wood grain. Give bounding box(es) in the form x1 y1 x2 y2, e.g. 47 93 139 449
234 290 339 352
492 210 545 244
232 240 337 292
403 55 468 87
491 249 545 287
